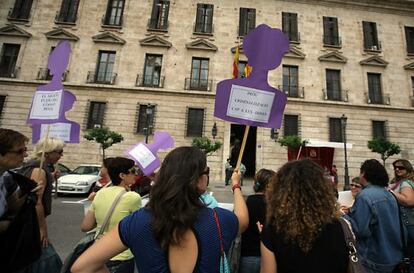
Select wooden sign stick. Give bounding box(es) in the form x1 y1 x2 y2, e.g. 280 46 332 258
236 125 250 170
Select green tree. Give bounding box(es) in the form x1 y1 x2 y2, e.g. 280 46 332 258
367 137 401 165
84 127 124 160
191 137 222 156
277 135 308 149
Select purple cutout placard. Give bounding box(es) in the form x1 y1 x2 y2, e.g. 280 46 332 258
127 131 175 175
27 41 80 143
214 24 290 129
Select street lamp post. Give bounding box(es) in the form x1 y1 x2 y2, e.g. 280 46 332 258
341 114 350 190
145 105 153 144
211 122 217 139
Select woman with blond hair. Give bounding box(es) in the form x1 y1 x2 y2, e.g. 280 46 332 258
260 159 348 273
17 137 65 272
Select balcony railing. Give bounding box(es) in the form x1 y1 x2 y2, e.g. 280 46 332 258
323 35 342 47
147 18 168 31
365 92 390 105
37 68 68 81
278 85 304 98
8 7 30 21
55 11 77 24
136 74 165 88
322 89 348 102
364 41 382 51
193 22 214 35
87 71 117 85
0 67 20 78
101 14 123 27
185 78 212 91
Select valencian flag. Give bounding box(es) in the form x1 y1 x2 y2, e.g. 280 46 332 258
232 46 240 79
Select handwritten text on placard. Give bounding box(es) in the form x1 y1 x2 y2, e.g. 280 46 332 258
40 123 71 142
129 143 157 169
227 85 275 123
29 90 63 120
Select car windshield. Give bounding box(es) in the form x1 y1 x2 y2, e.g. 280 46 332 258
72 166 100 175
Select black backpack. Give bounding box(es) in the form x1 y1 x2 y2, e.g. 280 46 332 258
0 171 42 273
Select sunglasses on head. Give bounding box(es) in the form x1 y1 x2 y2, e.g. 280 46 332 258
7 147 27 155
126 167 138 175
200 167 210 176
394 166 406 171
350 183 362 188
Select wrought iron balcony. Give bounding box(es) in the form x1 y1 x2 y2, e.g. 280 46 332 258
7 7 30 21
278 85 304 98
101 14 123 27
136 74 165 88
185 78 212 91
87 71 117 85
323 35 342 47
37 68 68 81
322 88 348 102
147 18 168 31
364 41 382 51
0 67 20 78
55 10 77 24
364 92 390 105
193 22 214 35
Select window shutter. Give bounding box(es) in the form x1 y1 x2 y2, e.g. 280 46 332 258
291 13 298 41
68 0 80 22
282 12 288 34
195 4 204 32
372 121 386 140
284 115 298 136
362 21 371 49
323 17 329 43
0 95 6 120
405 26 414 54
248 9 256 32
21 0 33 19
163 1 170 27
206 4 214 33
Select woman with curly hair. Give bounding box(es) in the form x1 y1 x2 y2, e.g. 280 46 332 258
260 159 348 273
72 146 248 273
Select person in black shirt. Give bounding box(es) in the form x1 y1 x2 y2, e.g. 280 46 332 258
239 169 275 273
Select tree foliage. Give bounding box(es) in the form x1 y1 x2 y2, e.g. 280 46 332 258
84 127 124 160
191 137 222 156
367 137 401 165
277 135 309 149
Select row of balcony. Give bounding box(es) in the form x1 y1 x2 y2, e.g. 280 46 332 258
0 67 405 106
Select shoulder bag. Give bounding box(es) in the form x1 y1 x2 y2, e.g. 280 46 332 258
60 189 126 273
339 217 366 273
213 209 231 273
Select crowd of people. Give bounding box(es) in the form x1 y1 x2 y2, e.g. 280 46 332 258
0 128 413 273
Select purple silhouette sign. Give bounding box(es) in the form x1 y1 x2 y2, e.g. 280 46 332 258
127 131 175 175
214 24 290 129
28 41 80 143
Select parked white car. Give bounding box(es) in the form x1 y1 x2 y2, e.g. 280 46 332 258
57 165 101 195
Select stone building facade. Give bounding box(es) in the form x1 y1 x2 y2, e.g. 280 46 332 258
0 0 413 184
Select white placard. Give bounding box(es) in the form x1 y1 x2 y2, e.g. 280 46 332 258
40 123 71 142
129 143 157 169
226 85 275 123
29 90 63 120
338 190 354 207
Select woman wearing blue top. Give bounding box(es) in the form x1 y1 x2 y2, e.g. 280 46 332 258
72 146 248 273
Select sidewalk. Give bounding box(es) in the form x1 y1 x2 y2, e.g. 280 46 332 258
208 177 255 204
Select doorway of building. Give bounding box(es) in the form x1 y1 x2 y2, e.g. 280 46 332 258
229 124 256 177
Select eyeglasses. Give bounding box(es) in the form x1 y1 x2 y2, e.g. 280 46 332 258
394 166 406 171
200 167 210 177
7 147 27 155
350 183 362 188
126 167 138 175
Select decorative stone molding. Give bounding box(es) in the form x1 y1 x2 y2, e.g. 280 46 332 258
186 39 218 51
92 31 126 45
284 46 306 59
139 35 172 48
45 28 79 41
0 24 31 38
318 51 347 63
403 61 414 70
359 55 388 67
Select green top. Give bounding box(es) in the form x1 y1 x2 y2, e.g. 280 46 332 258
92 186 141 261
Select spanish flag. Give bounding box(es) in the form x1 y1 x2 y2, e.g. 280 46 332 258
232 46 240 79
